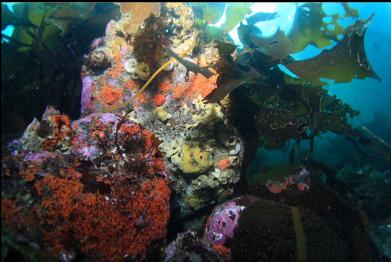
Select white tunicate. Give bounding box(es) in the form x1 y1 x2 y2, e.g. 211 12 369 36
124 58 138 74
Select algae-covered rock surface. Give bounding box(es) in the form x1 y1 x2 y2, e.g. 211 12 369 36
2 2 389 261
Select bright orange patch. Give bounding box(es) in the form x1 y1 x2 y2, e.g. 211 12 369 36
218 159 230 171
172 83 187 100
212 244 231 256
189 73 218 98
106 53 124 79
158 81 171 93
106 63 124 79
124 79 139 90
153 94 166 107
172 73 218 101
52 115 72 131
114 52 122 65
119 123 141 135
99 85 123 106
133 91 149 108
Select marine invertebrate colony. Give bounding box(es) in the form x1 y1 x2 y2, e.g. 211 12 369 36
265 167 311 194
2 108 170 261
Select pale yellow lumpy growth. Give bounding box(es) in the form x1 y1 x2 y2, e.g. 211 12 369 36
182 144 213 173
154 106 171 122
187 95 224 129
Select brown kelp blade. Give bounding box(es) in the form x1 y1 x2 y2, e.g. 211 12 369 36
285 15 380 85
204 77 250 103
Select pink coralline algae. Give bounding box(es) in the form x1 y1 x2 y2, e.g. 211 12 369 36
71 113 120 159
205 199 245 246
266 167 311 194
24 151 58 162
81 75 94 114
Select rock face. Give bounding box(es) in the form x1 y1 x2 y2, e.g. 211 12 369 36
80 3 245 218
164 231 221 262
1 4 246 260
204 198 245 246
2 107 170 261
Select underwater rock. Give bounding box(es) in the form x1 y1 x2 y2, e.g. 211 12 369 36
146 93 244 217
369 222 391 259
336 165 391 223
80 3 245 218
204 199 245 248
164 231 220 262
181 143 213 174
11 117 43 152
168 184 381 261
198 41 221 67
230 199 350 262
7 106 74 154
155 106 171 122
242 180 381 261
202 195 260 257
2 109 170 261
164 3 196 52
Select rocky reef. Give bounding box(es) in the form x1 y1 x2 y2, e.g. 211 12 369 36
2 2 390 261
79 3 244 218
2 107 170 261
164 231 220 262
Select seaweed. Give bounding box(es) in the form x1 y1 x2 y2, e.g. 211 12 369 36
220 3 253 33
287 3 347 53
1 3 120 135
190 3 226 25
285 15 380 85
248 28 292 61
